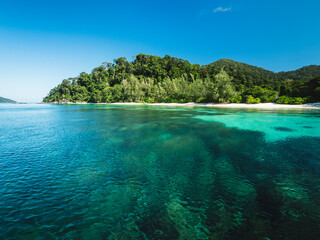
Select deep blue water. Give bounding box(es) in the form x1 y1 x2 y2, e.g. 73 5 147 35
1 104 320 239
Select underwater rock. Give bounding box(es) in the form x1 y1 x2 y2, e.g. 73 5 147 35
214 159 257 202
274 127 295 132
166 197 209 240
275 180 309 201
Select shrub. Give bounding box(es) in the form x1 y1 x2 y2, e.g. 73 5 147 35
243 86 278 103
276 96 306 104
195 97 206 103
276 96 290 104
143 97 155 103
246 95 261 104
230 95 242 103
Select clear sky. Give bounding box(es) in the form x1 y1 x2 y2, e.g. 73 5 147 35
0 0 319 102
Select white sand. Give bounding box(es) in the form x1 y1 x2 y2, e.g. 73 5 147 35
103 102 320 109
52 101 320 109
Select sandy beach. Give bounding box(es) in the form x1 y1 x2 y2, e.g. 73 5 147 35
52 100 320 109
83 102 320 109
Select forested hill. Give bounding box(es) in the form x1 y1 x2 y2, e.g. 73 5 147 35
204 59 320 84
203 59 277 87
0 96 16 103
43 54 320 104
277 65 320 82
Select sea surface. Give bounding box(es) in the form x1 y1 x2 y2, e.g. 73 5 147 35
1 104 320 240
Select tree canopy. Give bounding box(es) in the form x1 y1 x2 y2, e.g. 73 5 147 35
43 54 320 104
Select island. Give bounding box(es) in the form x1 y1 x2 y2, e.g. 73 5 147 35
0 96 16 103
43 54 320 105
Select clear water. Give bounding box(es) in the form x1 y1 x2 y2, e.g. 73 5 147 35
0 104 320 240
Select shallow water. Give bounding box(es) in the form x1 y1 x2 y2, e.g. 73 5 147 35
0 104 320 239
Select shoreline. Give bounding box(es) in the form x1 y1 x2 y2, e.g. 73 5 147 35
49 102 320 109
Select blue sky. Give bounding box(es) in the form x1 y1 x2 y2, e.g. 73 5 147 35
0 0 319 102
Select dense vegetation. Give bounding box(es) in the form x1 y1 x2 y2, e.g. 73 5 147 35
0 96 16 103
277 65 320 82
43 54 320 104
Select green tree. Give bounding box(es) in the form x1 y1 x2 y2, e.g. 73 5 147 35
212 70 238 102
246 95 261 104
43 53 320 104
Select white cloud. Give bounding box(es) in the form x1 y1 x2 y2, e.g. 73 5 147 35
214 7 232 13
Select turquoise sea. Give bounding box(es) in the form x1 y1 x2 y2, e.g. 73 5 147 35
1 104 320 240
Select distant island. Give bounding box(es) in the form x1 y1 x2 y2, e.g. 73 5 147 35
43 54 320 104
0 96 16 103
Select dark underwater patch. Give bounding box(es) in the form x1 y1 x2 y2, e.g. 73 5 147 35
303 126 313 129
274 127 295 132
